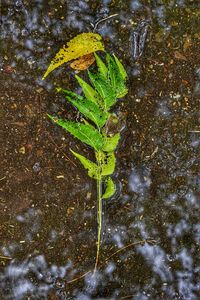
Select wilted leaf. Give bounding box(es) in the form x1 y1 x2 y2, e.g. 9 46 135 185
174 51 187 61
70 53 95 70
48 115 104 150
102 133 120 152
43 33 104 79
70 149 98 179
63 89 109 128
102 177 116 199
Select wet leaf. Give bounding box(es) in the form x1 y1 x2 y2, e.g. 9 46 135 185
102 133 120 152
102 177 116 199
113 54 128 80
94 53 108 79
101 152 116 176
88 71 116 110
48 115 104 150
107 53 128 98
96 151 116 176
43 33 104 79
70 53 95 71
63 89 109 128
75 75 103 107
70 149 98 179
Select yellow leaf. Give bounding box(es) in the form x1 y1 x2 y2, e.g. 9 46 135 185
42 33 104 79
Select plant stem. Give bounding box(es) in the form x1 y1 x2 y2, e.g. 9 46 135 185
94 151 102 272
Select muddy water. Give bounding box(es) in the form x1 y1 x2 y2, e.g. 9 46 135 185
0 1 199 299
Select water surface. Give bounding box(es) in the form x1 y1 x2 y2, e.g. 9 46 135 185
0 1 199 299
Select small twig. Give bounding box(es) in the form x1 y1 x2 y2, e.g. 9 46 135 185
105 240 145 261
63 240 157 285
150 146 159 158
92 14 119 32
144 146 159 161
146 239 157 245
0 176 6 181
188 130 200 133
0 255 12 260
46 132 77 167
66 270 91 284
120 295 135 300
105 239 157 262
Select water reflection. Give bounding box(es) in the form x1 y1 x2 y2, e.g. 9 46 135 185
0 254 72 299
129 167 151 194
1 0 199 299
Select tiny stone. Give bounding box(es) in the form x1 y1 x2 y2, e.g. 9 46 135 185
33 162 41 173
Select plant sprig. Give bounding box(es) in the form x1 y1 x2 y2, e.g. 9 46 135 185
48 52 128 271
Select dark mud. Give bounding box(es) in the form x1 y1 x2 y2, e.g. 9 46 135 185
0 1 199 299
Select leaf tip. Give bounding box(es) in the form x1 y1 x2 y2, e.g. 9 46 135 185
47 114 57 122
69 148 75 155
42 69 49 80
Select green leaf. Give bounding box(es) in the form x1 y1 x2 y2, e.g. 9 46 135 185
101 152 116 176
63 89 109 128
107 54 128 98
70 149 99 179
96 151 116 176
102 177 116 199
48 115 103 150
102 133 120 152
94 53 108 79
88 71 116 110
106 54 117 90
113 54 128 80
75 75 103 107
